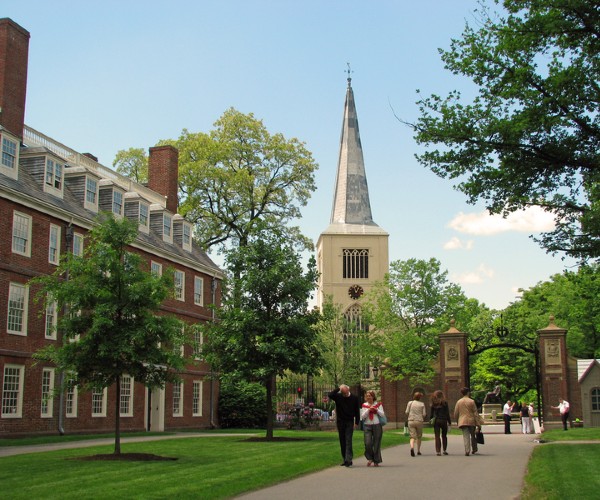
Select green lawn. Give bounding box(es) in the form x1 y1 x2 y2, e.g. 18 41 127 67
0 430 408 499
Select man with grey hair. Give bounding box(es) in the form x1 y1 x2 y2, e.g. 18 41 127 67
328 384 360 466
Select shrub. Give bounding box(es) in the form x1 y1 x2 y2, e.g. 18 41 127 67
218 377 269 428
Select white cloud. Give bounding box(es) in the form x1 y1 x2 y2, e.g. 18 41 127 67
452 264 495 285
447 206 555 236
443 236 474 250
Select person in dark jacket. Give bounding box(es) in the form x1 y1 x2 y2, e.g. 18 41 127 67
328 384 360 467
430 390 452 455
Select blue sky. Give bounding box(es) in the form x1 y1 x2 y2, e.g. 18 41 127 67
6 1 577 310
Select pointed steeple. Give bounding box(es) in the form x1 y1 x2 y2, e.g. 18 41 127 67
330 76 377 226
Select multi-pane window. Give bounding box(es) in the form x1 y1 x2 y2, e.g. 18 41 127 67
163 214 172 237
2 365 24 417
65 376 78 417
45 158 63 190
73 233 84 257
2 136 17 168
173 382 183 417
113 190 123 216
45 296 58 340
139 203 149 228
193 329 203 360
12 212 32 256
7 283 28 335
41 368 55 417
48 224 60 265
194 277 204 306
92 388 107 417
342 249 369 279
151 261 162 277
85 177 98 206
193 381 203 416
174 270 185 301
344 304 370 378
592 388 600 412
183 223 191 247
120 375 133 416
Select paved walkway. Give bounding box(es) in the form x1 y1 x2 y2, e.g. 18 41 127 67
238 423 537 500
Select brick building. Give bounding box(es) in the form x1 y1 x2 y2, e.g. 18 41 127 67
0 18 224 437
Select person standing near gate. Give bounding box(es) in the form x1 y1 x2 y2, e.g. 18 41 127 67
328 384 360 467
454 387 480 456
503 400 515 434
551 398 570 430
520 401 531 434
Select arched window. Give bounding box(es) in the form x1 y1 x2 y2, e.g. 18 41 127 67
342 249 369 279
592 387 600 412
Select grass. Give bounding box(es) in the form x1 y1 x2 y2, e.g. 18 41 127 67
521 428 600 499
0 429 408 499
0 431 175 447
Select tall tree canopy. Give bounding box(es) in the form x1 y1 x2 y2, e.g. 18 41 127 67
411 0 600 261
33 215 185 454
113 147 148 184
202 231 321 439
160 108 317 252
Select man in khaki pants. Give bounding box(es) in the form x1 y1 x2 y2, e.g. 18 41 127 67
454 387 480 456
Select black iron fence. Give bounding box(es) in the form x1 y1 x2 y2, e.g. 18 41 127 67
275 377 336 427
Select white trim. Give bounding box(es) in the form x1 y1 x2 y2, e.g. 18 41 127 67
41 368 55 417
7 282 29 336
48 224 61 265
12 211 32 257
192 380 203 417
2 364 25 418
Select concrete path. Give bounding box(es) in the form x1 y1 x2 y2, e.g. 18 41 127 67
238 423 537 500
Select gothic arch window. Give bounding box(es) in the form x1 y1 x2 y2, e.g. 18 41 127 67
592 387 600 412
343 304 370 379
343 249 369 279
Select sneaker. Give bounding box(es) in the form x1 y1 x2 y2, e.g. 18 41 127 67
443 451 448 455
410 449 415 457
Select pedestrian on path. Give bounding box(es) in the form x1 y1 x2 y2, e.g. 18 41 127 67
551 398 570 430
520 402 531 434
503 400 515 434
360 390 385 467
328 384 360 467
406 391 427 457
430 390 452 456
454 387 480 456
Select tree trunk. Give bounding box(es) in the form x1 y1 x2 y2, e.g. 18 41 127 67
114 375 121 455
265 375 274 440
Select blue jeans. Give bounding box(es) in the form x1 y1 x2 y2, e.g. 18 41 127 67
336 419 355 463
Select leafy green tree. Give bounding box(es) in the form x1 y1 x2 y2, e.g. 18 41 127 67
202 231 321 439
33 215 185 454
410 0 600 261
364 258 475 385
158 108 317 252
112 147 148 184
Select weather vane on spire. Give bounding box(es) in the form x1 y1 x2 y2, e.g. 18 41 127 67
346 62 353 86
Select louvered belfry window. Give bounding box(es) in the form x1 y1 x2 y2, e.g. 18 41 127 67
343 249 369 279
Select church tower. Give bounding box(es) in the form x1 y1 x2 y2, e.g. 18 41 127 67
316 75 389 316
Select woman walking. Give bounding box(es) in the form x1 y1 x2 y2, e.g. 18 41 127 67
405 392 427 456
430 390 452 455
360 390 385 466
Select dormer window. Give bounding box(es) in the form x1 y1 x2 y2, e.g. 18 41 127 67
183 223 191 249
139 203 149 228
45 158 63 192
85 177 98 210
112 191 123 216
163 214 172 237
2 136 17 169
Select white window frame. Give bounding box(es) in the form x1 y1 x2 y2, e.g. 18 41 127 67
120 375 134 417
84 176 98 211
1 134 18 178
174 270 185 301
112 190 124 217
73 232 84 257
151 261 162 277
7 282 29 336
163 213 173 243
193 329 203 360
48 224 61 265
12 211 32 257
2 364 25 418
173 381 183 417
41 368 55 417
139 202 149 230
192 381 203 417
182 222 192 251
194 276 204 306
45 295 58 340
44 157 63 195
65 376 78 418
92 387 107 417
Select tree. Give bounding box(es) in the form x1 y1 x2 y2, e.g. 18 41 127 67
112 147 148 184
33 215 185 454
364 258 475 385
201 231 321 439
410 0 600 261
159 108 317 252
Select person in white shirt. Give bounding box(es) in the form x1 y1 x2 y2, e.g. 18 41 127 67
503 400 515 434
551 398 570 430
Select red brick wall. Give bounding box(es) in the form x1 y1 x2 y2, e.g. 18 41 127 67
148 146 179 213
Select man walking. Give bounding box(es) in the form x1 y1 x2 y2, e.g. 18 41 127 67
551 398 570 430
503 400 515 434
328 384 360 467
454 387 480 456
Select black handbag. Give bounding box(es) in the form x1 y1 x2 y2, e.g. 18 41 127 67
476 430 485 444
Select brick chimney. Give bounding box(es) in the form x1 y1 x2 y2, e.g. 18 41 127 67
148 145 179 213
0 18 30 141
